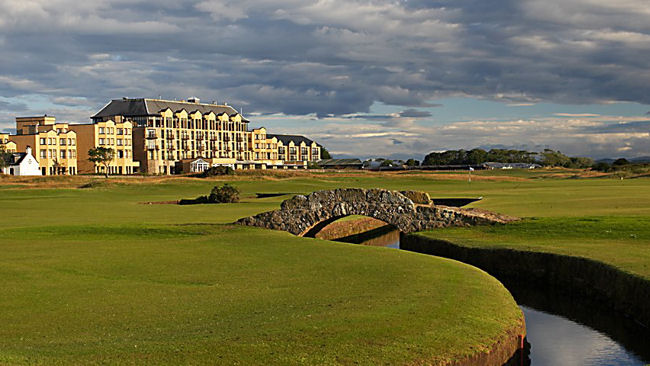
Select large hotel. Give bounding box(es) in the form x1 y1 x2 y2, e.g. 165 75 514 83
1 97 322 175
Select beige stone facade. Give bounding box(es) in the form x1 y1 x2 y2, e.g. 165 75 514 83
69 120 139 174
93 98 322 174
10 116 78 175
0 133 16 153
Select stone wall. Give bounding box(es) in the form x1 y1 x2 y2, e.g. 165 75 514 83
236 188 515 236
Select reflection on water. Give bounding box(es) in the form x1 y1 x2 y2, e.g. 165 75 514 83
520 306 646 366
332 228 650 366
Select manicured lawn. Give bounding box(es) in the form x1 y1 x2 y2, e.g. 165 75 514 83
0 175 524 365
418 216 650 280
1 170 647 363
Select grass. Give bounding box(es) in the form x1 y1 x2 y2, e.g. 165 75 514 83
0 173 528 365
1 169 648 363
418 216 650 280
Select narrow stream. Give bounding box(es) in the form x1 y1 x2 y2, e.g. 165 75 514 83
334 228 650 366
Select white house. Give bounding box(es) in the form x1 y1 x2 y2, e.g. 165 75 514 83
2 146 41 176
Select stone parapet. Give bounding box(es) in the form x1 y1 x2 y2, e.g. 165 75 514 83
237 188 515 236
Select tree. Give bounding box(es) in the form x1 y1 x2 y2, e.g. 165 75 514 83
540 149 571 167
380 159 394 167
320 147 332 159
88 147 115 178
405 158 420 167
208 183 240 203
612 158 630 166
0 146 12 171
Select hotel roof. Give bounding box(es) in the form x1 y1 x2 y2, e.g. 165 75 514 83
92 98 245 121
266 134 316 146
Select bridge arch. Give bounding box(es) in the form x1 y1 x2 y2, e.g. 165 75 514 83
237 188 512 236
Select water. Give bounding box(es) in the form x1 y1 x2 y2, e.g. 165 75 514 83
519 306 645 366
334 228 650 366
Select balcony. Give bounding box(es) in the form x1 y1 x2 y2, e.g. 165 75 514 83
196 135 205 141
147 144 159 150
181 135 190 140
166 134 175 140
146 133 157 139
210 136 218 141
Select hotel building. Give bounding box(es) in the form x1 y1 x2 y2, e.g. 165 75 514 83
69 120 139 175
3 97 323 176
10 116 78 175
92 97 322 174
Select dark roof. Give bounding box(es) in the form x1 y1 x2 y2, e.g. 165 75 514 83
92 98 246 121
4 152 27 166
267 134 316 146
317 159 362 166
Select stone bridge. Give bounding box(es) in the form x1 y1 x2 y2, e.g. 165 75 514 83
236 188 514 236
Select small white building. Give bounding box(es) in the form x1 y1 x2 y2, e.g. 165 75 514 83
2 146 41 176
190 158 210 173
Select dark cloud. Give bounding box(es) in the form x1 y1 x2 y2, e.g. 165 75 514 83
399 109 432 118
583 120 650 134
0 0 649 119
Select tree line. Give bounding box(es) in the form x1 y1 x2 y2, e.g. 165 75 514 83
422 148 594 168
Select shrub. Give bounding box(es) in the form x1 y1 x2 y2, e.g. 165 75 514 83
208 183 240 203
592 162 611 172
200 166 235 177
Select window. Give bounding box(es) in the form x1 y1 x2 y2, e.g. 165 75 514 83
40 138 46 145
99 127 105 134
71 138 76 146
99 138 105 145
117 150 124 158
68 138 72 145
117 128 123 135
60 150 66 159
40 150 46 158
117 139 123 146
60 138 66 145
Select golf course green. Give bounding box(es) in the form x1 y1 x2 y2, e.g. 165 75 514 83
1 170 648 364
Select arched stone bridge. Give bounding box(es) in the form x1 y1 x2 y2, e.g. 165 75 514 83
236 188 514 236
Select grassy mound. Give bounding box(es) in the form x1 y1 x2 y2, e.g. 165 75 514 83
0 176 527 364
0 223 521 364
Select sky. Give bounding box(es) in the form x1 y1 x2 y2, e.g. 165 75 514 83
1 0 649 160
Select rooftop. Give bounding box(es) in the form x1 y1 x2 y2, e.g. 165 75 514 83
266 134 316 146
93 98 246 121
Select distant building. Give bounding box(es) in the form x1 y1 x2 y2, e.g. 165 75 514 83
317 159 363 169
69 120 139 175
2 146 41 176
483 162 541 170
175 158 211 174
6 97 325 175
10 116 78 175
267 134 321 163
92 97 322 174
0 133 16 153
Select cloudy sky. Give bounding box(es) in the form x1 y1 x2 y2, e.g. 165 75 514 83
1 0 649 159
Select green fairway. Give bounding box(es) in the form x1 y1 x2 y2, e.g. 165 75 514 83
0 174 526 365
418 216 650 280
1 170 648 364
